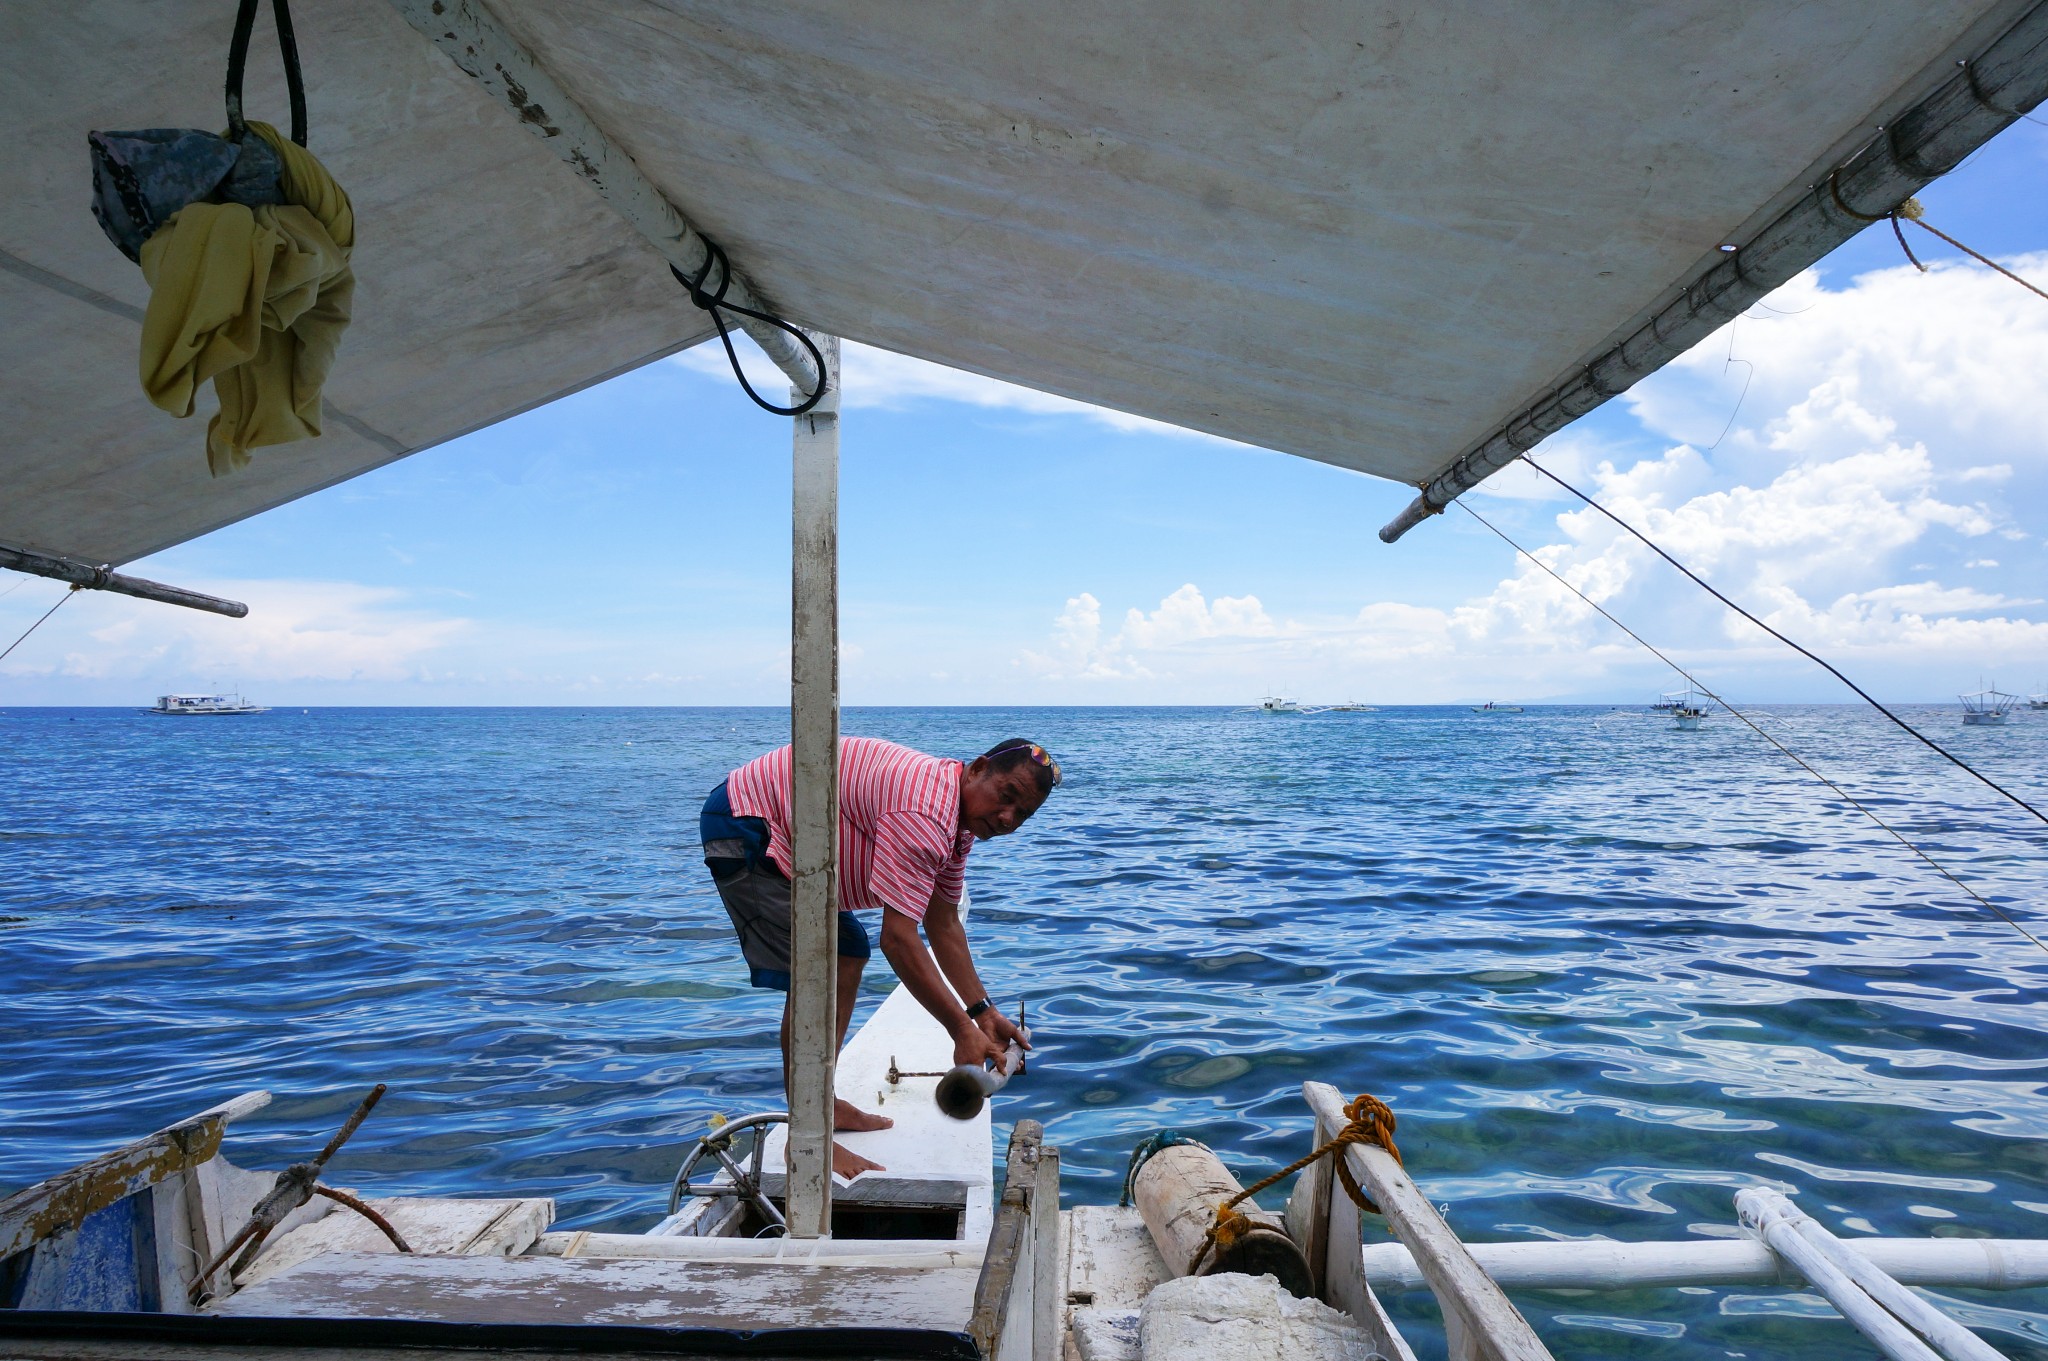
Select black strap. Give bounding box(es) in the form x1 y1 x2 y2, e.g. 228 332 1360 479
672 239 828 417
226 0 308 147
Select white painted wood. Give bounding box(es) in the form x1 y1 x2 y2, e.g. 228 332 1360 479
237 1197 555 1288
192 1091 273 1125
1360 1236 2048 1292
787 333 842 1241
1033 1146 1063 1361
1284 1130 1334 1287
528 1231 985 1268
210 1250 980 1329
1786 1222 2008 1361
1062 1205 1169 1312
1303 1082 1552 1361
1740 1189 2002 1361
761 981 996 1242
384 0 821 395
1294 1101 1419 1361
1736 1190 1944 1361
148 1173 199 1313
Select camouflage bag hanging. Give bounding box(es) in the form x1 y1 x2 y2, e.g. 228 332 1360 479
86 0 307 263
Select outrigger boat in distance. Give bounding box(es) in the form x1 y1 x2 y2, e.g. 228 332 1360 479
144 693 269 716
1669 685 1711 731
1254 696 1303 714
1470 701 1524 714
1962 687 2020 725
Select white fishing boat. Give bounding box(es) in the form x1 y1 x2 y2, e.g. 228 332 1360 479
1962 687 2020 725
1669 685 1711 731
1470 701 1524 714
1254 696 1303 715
144 693 269 716
5 0 2046 1355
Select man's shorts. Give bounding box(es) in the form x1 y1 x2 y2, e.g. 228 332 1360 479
700 779 870 991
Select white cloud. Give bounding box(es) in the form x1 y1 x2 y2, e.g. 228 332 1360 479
672 338 1234 440
1 579 471 694
1015 256 2048 701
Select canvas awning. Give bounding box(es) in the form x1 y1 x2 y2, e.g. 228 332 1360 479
2 0 2043 574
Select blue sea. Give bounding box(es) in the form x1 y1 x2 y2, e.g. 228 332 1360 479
5 704 2046 1357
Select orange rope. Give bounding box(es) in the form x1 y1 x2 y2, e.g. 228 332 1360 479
1185 1093 1401 1276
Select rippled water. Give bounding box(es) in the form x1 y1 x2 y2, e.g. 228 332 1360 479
5 704 2046 1357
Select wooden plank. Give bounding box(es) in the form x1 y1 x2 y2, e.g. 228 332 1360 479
1061 1206 1168 1313
968 1121 1042 1357
1293 1100 1417 1361
1031 1147 1061 1361
0 1093 268 1260
786 333 842 1241
237 1198 555 1289
529 1231 985 1268
209 1251 981 1330
1302 1083 1552 1361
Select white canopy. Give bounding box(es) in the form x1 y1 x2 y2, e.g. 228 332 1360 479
1 0 2040 569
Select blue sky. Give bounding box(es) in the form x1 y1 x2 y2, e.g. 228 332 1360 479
5 118 2046 707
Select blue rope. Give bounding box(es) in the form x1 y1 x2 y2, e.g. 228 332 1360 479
1118 1130 1203 1207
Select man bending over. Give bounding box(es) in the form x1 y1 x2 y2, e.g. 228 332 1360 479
699 736 1059 1178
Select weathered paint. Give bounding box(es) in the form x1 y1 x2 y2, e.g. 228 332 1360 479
1304 1081 1552 1361
211 1250 982 1329
760 980 997 1243
0 1113 225 1260
237 1196 554 1289
786 334 843 1241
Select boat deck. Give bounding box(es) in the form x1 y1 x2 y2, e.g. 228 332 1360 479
212 1251 982 1331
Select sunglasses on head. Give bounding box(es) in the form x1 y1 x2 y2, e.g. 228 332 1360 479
1000 742 1062 788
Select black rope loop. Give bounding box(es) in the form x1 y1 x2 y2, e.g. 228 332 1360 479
672 239 828 417
227 0 308 147
1961 59 2028 120
1825 169 1887 225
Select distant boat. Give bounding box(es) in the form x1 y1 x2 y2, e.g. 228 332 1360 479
1255 696 1303 714
1470 701 1524 714
1652 689 1686 712
144 693 269 716
1961 688 2018 726
1324 701 1378 713
1666 684 1709 730
2029 685 2047 711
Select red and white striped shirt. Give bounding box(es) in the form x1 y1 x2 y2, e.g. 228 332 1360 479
726 737 973 921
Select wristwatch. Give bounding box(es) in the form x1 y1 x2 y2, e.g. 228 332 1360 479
964 997 992 1020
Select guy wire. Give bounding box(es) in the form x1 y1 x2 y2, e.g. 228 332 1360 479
1456 500 2048 959
0 587 74 665
1520 453 2048 831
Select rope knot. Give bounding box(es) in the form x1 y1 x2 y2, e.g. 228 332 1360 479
1182 1091 1404 1277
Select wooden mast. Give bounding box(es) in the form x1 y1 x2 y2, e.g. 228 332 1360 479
786 334 842 1238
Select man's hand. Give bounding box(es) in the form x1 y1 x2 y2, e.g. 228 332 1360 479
951 1021 1007 1069
976 1008 1032 1053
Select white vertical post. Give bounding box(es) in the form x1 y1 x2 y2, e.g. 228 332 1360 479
787 334 842 1240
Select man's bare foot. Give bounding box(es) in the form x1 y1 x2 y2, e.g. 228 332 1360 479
832 1140 884 1179
835 1098 894 1133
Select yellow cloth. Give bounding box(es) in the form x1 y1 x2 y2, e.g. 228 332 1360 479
139 122 355 476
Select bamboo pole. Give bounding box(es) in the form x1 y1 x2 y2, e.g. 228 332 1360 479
0 544 246 618
786 335 841 1238
1361 1236 2048 1293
